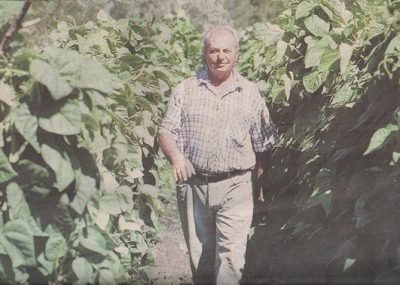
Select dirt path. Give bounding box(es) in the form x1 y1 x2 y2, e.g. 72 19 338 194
153 197 192 285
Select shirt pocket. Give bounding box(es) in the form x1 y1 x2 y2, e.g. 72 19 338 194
229 117 250 149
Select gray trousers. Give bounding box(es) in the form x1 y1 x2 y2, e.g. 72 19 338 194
176 171 254 285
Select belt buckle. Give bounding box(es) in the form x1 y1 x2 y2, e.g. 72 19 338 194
204 173 209 183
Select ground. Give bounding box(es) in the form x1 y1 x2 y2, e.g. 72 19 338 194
153 196 192 285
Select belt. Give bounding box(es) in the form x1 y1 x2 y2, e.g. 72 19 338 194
195 169 251 183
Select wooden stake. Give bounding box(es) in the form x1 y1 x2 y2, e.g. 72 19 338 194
0 0 32 57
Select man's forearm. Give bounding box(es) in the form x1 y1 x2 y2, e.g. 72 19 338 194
158 132 196 182
158 132 184 164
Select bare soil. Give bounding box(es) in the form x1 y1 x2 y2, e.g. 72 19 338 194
153 198 192 285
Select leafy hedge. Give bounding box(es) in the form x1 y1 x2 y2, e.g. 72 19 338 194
0 10 200 284
240 0 400 283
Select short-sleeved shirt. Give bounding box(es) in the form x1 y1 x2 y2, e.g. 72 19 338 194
158 69 278 173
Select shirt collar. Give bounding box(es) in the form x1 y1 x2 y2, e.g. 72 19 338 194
197 68 243 93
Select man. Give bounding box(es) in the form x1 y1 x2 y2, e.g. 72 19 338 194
158 25 277 285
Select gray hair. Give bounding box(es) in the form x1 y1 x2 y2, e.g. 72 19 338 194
203 25 240 53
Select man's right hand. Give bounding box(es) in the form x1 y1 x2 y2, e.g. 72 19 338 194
171 154 196 183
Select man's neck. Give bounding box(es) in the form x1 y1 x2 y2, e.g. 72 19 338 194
209 70 233 87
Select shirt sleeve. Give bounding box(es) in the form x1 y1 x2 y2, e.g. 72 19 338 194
157 83 185 141
250 89 278 152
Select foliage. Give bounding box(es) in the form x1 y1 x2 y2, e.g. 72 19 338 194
239 0 400 283
224 0 287 27
0 8 200 284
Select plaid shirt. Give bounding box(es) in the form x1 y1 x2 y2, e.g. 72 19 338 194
158 69 278 173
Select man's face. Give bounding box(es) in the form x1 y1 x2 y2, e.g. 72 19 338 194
205 31 238 76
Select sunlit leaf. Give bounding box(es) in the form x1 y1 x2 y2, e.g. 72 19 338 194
0 220 35 268
30 59 72 100
138 184 159 197
0 83 16 106
45 234 67 261
75 60 113 94
303 69 328 93
364 124 400 155
6 183 31 220
0 148 17 184
72 257 93 285
41 138 75 191
80 239 107 256
14 103 40 152
304 15 330 37
38 99 81 135
339 43 353 74
295 0 318 19
99 269 116 285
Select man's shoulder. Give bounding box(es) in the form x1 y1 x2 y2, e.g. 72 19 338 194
175 73 201 90
236 73 259 92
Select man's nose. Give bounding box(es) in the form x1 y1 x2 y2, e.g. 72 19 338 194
217 50 224 59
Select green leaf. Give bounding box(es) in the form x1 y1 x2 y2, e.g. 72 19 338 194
138 184 159 197
99 184 133 215
30 59 73 100
70 149 99 215
295 0 318 19
99 190 121 215
319 49 339 71
0 1 23 26
37 252 54 276
14 103 40 152
343 258 355 272
75 60 113 94
6 182 44 235
339 43 353 74
72 257 93 285
41 138 75 191
303 69 328 93
71 171 97 215
330 83 361 107
15 159 51 187
52 48 84 75
304 168 333 216
6 182 31 220
276 40 287 63
304 15 330 37
87 227 108 249
80 239 107 256
118 216 140 231
390 151 400 165
304 39 325 68
0 82 15 106
0 148 17 184
364 124 400 155
97 9 110 21
45 234 67 261
116 186 133 212
38 99 81 135
133 125 154 146
0 220 35 268
99 269 116 285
